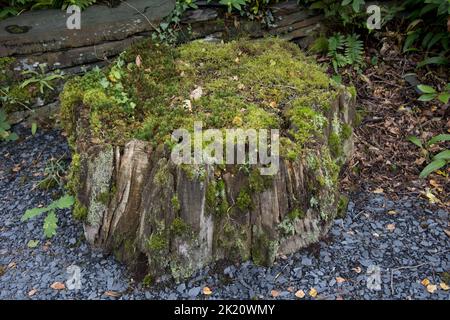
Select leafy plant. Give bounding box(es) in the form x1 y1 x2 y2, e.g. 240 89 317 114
408 134 450 178
22 195 74 238
0 108 18 141
37 155 68 190
20 65 64 94
417 83 450 104
326 33 364 72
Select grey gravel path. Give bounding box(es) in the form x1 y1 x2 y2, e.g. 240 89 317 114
0 127 449 300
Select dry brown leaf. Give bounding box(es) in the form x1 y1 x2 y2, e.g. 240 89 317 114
309 288 318 298
271 290 280 298
352 266 362 274
373 188 384 194
295 290 305 298
336 277 346 284
426 284 437 294
386 223 396 232
287 286 294 292
444 229 450 238
439 282 449 291
28 289 37 297
190 86 203 101
202 287 212 295
7 262 16 269
104 290 121 298
421 278 430 286
50 282 65 290
135 55 142 68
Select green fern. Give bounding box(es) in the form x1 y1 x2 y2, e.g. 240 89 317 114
344 34 364 67
327 33 364 72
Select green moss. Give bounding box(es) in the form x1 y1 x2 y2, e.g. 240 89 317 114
236 189 252 211
336 194 349 219
341 123 352 140
440 272 450 285
206 178 229 216
171 217 189 236
248 169 272 193
147 233 167 252
287 208 305 220
142 274 153 287
171 195 181 212
252 228 278 266
96 191 111 205
329 131 343 158
72 199 88 220
60 38 341 154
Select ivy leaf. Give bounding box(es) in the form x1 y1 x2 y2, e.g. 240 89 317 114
43 211 58 238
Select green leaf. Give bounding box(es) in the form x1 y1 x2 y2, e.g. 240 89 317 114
427 134 450 146
6 132 18 141
50 195 75 210
43 211 58 238
27 239 40 248
31 123 37 136
437 93 450 104
417 85 436 94
419 159 446 178
407 135 423 148
418 93 437 101
417 56 449 68
22 207 49 221
433 150 450 161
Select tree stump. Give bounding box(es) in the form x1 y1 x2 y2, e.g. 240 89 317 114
61 38 355 281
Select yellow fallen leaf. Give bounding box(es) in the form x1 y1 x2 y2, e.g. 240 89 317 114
439 282 449 291
387 210 397 215
269 101 277 108
295 290 305 298
104 290 121 298
271 290 280 298
386 223 396 232
336 277 346 284
426 284 437 294
202 287 212 295
424 188 439 204
50 282 65 290
309 288 318 298
28 289 37 297
373 188 384 194
421 278 430 286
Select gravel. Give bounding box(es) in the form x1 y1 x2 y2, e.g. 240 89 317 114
0 127 449 300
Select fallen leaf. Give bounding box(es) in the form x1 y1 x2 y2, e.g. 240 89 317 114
444 229 450 238
104 290 121 298
336 277 346 284
50 282 65 290
202 287 212 295
309 288 318 298
7 262 16 269
190 86 203 101
135 55 142 68
271 290 280 298
352 267 362 274
28 289 37 297
439 282 449 291
423 188 439 204
373 187 384 194
426 284 437 294
386 223 396 232
421 278 430 286
295 289 305 298
269 101 277 108
287 286 294 292
183 99 192 112
27 239 40 249
387 210 397 215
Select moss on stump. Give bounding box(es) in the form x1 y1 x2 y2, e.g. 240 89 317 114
60 37 355 282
